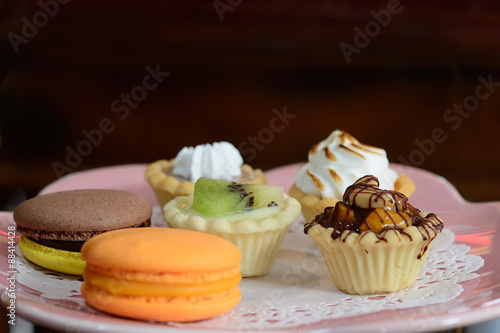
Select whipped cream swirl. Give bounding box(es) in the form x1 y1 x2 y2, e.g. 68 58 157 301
295 130 398 199
172 141 243 182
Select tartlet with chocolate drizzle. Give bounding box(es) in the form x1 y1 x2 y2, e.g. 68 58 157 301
304 175 444 295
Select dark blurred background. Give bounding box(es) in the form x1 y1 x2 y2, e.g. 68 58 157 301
1 0 500 210
1 2 500 332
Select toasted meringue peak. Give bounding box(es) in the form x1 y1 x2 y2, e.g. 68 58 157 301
295 130 398 199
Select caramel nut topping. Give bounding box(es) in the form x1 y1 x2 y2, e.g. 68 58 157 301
343 175 409 211
360 209 412 233
304 175 444 242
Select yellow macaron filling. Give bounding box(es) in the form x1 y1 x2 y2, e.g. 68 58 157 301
18 235 86 275
83 267 242 297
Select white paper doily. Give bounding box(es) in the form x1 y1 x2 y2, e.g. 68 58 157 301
12 207 484 331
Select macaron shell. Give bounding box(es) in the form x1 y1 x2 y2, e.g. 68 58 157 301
81 228 242 322
14 189 152 233
82 228 241 274
81 283 241 322
19 236 86 275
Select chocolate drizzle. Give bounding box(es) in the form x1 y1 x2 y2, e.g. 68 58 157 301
343 175 411 212
304 175 444 258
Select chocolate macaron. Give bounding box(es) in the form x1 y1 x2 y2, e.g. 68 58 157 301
14 189 152 275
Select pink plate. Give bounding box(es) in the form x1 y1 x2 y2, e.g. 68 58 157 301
1 163 500 333
39 164 158 206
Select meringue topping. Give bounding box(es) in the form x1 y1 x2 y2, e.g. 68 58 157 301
295 130 399 200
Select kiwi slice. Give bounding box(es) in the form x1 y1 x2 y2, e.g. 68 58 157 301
192 177 284 218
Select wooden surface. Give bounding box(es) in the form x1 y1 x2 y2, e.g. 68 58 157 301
1 0 500 208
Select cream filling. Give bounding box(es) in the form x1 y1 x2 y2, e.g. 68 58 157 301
84 267 241 297
172 141 244 183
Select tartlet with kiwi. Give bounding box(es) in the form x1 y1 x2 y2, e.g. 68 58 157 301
145 142 267 208
145 161 266 208
164 178 301 277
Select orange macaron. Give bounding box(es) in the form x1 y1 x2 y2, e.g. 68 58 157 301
80 227 242 322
